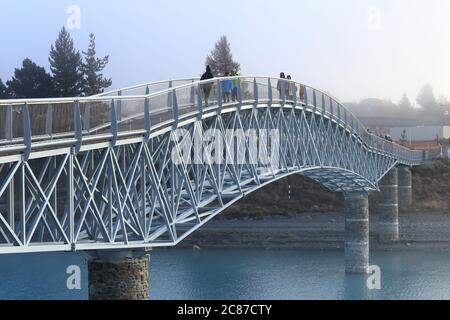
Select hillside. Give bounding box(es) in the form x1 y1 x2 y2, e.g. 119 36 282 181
220 159 450 219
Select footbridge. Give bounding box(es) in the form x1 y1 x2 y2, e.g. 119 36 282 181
0 76 423 299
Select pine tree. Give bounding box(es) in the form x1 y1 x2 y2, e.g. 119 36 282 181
399 93 412 110
49 27 84 97
0 78 9 99
205 35 240 77
81 33 112 96
6 58 54 98
417 83 438 111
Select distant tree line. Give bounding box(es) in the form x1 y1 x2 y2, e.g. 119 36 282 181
346 83 450 125
0 27 111 99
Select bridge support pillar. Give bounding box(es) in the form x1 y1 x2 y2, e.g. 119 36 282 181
88 250 150 300
398 166 413 211
378 168 399 243
345 192 369 274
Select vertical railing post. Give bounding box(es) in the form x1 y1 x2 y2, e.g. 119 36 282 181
312 90 317 114
268 78 273 106
111 99 118 147
253 78 259 107
321 94 326 116
237 78 242 111
7 165 14 230
343 106 348 128
337 103 341 125
144 86 151 142
167 81 173 110
20 162 25 245
304 87 309 108
5 105 12 141
117 90 122 122
292 83 297 109
45 103 53 137
140 149 147 234
172 89 179 129
83 103 91 132
330 97 334 120
217 79 223 114
190 84 195 107
22 103 31 161
74 100 82 154
197 84 203 121
68 148 75 250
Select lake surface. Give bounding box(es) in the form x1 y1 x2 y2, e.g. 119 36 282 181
1 248 450 300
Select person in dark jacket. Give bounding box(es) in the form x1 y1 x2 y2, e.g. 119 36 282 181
277 72 286 98
231 71 239 102
201 66 214 107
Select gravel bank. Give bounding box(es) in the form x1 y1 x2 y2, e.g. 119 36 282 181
179 211 450 251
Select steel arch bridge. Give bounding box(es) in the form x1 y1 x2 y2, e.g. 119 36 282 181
0 76 422 254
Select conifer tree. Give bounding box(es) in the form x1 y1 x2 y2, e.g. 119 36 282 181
206 35 240 76
81 33 112 96
49 27 84 97
7 58 54 98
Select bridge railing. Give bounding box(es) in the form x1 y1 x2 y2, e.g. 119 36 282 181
94 78 199 97
0 76 423 165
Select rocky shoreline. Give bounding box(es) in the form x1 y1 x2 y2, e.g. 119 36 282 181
179 211 450 251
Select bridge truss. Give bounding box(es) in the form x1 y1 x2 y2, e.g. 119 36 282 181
0 76 422 254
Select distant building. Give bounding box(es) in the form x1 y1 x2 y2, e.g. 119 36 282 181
390 126 450 142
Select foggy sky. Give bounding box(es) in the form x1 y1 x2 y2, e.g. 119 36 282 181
1 0 449 104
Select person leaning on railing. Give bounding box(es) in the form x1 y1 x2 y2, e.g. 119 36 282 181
231 72 239 102
277 72 286 98
221 73 233 103
287 75 297 103
299 84 305 102
201 65 214 107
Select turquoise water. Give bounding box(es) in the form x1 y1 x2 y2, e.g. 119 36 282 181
1 249 450 300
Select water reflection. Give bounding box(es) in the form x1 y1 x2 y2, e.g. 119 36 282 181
1 249 450 300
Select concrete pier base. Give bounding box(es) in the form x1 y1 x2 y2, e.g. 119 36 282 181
88 250 150 300
398 166 412 211
345 192 369 274
378 168 399 243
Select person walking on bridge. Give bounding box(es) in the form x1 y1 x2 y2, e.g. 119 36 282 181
287 75 297 102
299 84 305 102
221 72 233 103
277 72 286 99
201 65 214 107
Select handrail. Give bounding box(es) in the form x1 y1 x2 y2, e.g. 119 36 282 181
0 75 423 165
94 78 200 97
